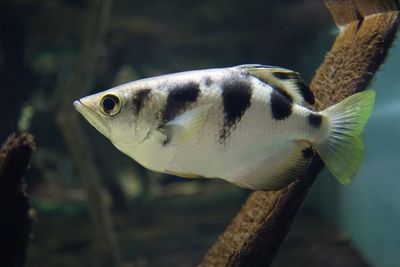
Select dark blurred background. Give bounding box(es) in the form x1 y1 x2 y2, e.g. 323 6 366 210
1 1 399 267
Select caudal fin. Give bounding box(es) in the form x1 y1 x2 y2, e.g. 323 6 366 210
315 90 376 184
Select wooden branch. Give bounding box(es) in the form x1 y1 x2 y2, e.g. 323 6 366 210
56 0 123 266
199 1 400 266
0 133 35 267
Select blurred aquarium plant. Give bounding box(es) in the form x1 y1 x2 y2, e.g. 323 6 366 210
18 103 34 132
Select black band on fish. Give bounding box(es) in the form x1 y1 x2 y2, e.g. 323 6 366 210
308 113 323 128
242 64 315 106
220 77 252 142
270 90 293 120
162 82 201 122
273 84 293 103
301 147 314 158
296 80 315 105
204 77 213 87
272 72 314 105
272 71 298 80
133 88 151 114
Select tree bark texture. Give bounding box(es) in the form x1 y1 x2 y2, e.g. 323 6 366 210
0 133 35 267
199 1 400 266
56 0 122 266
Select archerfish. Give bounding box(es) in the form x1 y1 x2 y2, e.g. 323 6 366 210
74 65 375 190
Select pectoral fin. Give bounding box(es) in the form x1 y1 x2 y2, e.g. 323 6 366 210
164 104 211 145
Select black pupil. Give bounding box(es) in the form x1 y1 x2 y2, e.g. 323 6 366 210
103 96 117 112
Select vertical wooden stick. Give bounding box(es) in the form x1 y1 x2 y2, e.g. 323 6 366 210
0 133 35 267
199 1 399 266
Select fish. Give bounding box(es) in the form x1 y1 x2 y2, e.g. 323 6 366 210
74 64 375 191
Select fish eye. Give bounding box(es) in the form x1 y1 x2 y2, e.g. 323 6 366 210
100 94 121 116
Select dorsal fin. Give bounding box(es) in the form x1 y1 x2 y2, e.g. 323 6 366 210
238 64 315 106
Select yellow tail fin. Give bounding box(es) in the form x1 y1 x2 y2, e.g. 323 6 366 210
315 90 376 184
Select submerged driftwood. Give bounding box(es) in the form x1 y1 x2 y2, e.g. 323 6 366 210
199 1 400 266
0 133 35 267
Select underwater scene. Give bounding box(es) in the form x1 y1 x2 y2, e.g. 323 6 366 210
1 1 399 267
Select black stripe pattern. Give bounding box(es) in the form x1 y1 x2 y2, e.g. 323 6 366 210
272 71 315 105
162 82 200 123
296 80 315 105
204 77 213 87
272 71 298 80
133 88 151 114
302 147 314 158
274 84 293 103
308 113 323 128
220 77 252 142
270 90 293 120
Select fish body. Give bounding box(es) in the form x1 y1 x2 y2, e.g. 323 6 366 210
74 65 375 190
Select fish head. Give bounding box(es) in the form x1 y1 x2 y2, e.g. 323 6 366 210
74 85 149 147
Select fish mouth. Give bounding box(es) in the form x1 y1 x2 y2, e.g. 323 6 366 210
73 99 85 112
74 99 111 137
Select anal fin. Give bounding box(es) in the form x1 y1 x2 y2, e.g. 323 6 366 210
165 170 200 179
229 141 313 191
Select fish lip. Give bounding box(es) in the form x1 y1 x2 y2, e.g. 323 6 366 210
73 98 111 135
73 99 88 111
73 99 85 112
